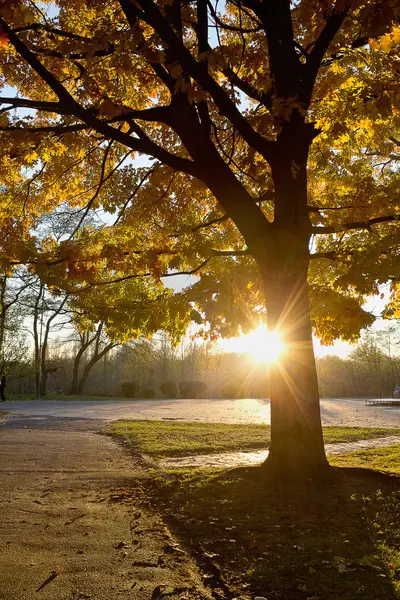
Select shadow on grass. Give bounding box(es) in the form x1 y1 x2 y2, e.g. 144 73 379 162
154 465 400 600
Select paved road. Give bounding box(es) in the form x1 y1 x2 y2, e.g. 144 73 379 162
2 397 400 427
0 415 210 600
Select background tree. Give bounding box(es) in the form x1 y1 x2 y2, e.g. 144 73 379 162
0 268 29 374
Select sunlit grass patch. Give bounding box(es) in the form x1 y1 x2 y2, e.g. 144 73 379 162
111 420 400 458
111 420 271 457
330 444 400 476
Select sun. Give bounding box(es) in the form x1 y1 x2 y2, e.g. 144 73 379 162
218 324 285 363
242 325 285 363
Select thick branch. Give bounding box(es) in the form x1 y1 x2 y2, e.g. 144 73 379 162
259 0 301 98
310 251 336 260
0 123 89 134
119 0 274 161
307 7 348 72
302 6 348 103
312 214 400 234
192 214 230 232
0 96 65 113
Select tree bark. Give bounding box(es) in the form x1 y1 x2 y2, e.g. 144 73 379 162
0 276 7 361
39 294 69 397
255 129 329 479
261 261 329 477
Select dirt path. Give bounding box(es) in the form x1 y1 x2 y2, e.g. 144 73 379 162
159 435 400 469
0 416 211 600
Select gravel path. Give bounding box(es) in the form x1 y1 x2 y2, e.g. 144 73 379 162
0 415 210 600
3 397 400 427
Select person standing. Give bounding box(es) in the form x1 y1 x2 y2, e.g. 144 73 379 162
0 372 6 402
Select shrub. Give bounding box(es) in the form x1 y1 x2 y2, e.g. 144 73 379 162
141 387 155 398
160 380 178 398
221 381 243 398
120 381 138 398
179 380 207 399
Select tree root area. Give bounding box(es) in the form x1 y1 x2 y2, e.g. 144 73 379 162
147 464 400 600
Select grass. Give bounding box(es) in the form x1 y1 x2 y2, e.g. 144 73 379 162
148 456 400 600
109 422 400 599
330 444 400 476
110 420 400 458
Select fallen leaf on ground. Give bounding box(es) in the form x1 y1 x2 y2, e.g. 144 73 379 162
151 584 166 600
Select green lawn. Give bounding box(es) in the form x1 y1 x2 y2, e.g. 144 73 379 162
330 444 400 476
109 420 400 600
110 419 400 458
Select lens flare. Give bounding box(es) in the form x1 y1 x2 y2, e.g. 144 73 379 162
218 324 285 363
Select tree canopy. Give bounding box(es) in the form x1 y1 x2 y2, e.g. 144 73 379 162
0 0 397 338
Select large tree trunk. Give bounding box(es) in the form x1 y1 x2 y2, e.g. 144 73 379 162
256 131 329 478
185 118 329 480
261 260 328 477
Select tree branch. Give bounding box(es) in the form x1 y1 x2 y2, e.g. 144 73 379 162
119 0 274 161
1 20 200 178
192 214 230 232
67 259 212 293
307 6 348 81
211 248 249 256
312 215 400 234
0 123 89 134
310 251 336 260
0 96 65 113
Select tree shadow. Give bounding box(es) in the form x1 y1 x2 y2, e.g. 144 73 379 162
161 465 400 599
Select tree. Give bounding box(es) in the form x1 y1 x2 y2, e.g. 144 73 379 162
69 322 118 394
0 269 30 372
0 1 399 477
71 322 118 394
